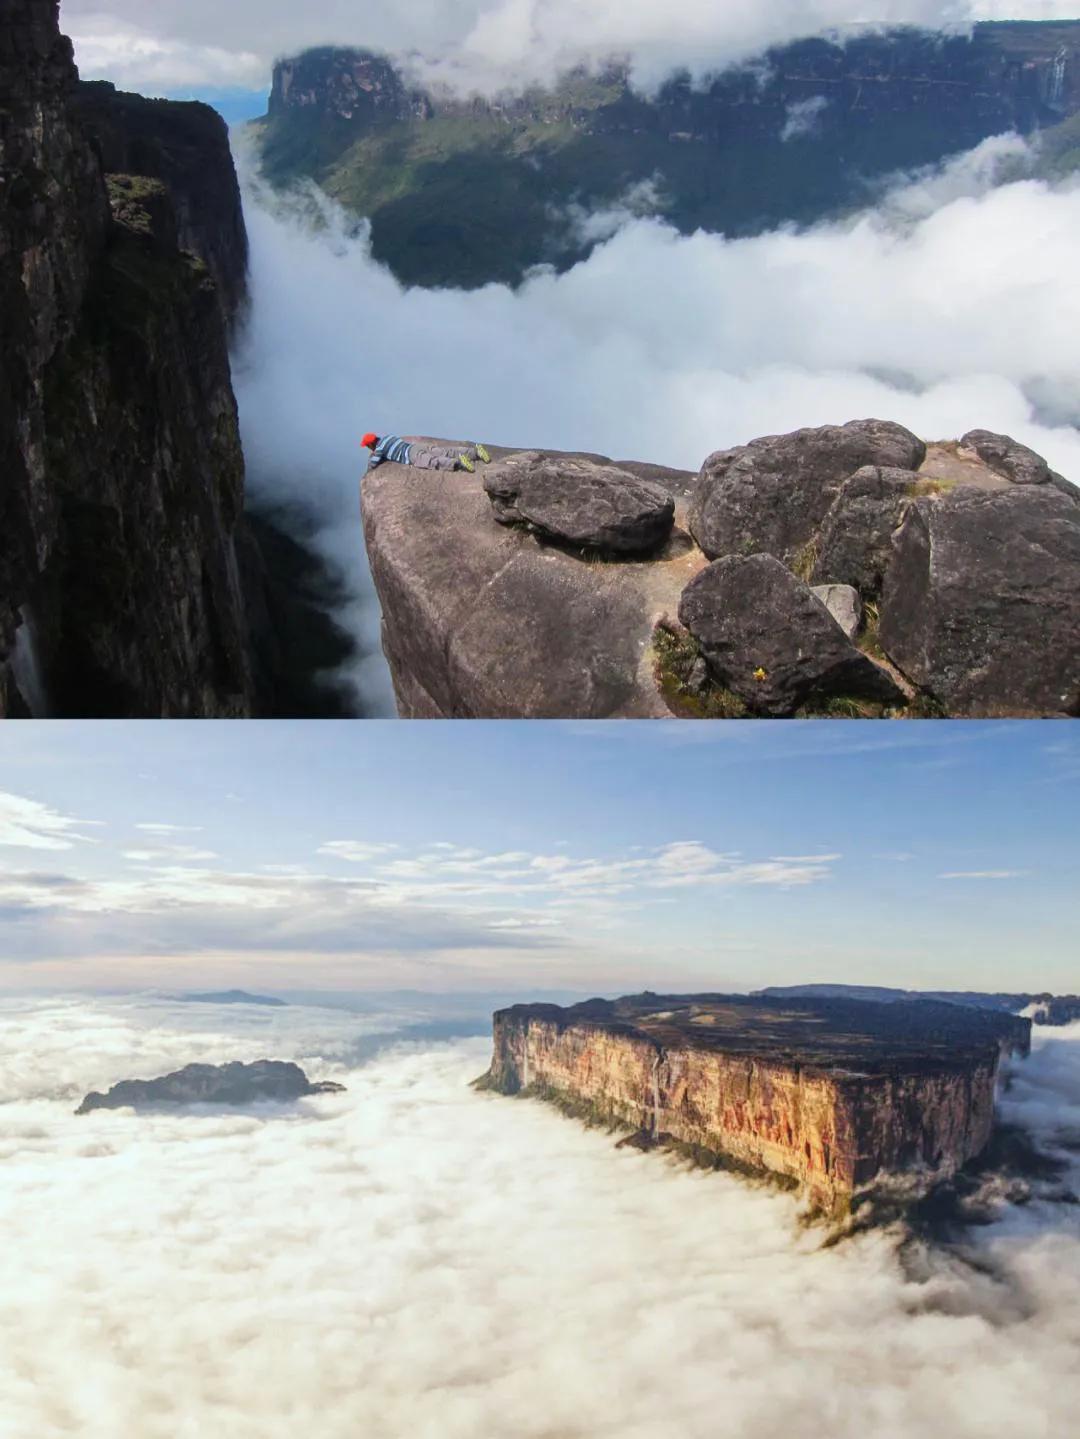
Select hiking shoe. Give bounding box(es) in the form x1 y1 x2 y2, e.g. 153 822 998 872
476 443 491 464
458 454 476 473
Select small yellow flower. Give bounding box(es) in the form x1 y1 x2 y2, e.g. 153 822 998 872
753 667 767 682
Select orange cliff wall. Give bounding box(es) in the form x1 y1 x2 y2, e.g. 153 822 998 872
485 1012 1005 1213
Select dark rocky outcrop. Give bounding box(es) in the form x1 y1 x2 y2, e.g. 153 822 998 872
678 554 904 716
960 428 1055 487
879 485 1080 715
0 0 255 717
480 993 1031 1216
689 420 926 565
237 507 361 718
363 423 1078 719
484 451 675 555
811 465 921 598
759 983 1080 1028
76 1059 345 1113
71 79 249 326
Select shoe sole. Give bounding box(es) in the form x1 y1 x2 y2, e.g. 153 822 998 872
459 458 476 473
476 444 491 464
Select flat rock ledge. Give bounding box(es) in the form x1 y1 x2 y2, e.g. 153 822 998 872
361 427 1080 719
76 1060 346 1113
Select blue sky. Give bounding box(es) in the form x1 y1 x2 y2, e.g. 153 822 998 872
167 89 269 126
0 722 1075 994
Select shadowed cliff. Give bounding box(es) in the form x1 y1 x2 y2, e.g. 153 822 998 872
0 0 253 716
0 1 357 717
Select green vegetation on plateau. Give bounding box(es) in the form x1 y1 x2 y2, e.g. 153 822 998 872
253 22 1080 289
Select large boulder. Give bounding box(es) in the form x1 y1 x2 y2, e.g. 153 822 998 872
689 420 926 563
75 1060 346 1113
812 465 919 596
879 486 1080 715
362 442 695 717
811 584 862 640
678 554 906 717
484 451 675 555
960 429 1052 487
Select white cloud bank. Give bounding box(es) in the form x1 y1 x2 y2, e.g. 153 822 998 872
62 1 1080 95
1 995 1078 1437
232 142 1080 709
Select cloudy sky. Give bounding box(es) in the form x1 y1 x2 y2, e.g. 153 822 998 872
0 721 1076 993
61 1 1080 101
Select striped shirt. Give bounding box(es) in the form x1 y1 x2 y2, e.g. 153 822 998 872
367 435 412 470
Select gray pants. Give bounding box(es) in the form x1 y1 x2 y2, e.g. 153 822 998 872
408 443 478 472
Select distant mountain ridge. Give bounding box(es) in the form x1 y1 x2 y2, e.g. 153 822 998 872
757 984 1080 1026
254 21 1080 288
176 989 287 1007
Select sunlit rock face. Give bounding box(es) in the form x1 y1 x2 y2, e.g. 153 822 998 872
483 994 1031 1216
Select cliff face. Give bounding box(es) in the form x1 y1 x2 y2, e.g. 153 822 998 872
268 48 432 126
258 22 1080 288
0 0 254 716
71 81 249 325
483 995 1030 1215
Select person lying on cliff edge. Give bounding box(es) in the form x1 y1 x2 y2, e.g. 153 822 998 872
361 434 491 475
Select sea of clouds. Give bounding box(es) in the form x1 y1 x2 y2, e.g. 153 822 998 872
230 133 1080 710
1 994 1078 1438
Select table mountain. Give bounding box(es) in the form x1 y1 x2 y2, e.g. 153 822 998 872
255 22 1080 289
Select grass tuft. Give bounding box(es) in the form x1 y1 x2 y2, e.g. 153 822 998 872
859 600 886 662
652 624 748 719
904 478 957 498
790 537 820 583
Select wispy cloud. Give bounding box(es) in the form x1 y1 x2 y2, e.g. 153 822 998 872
771 853 842 864
123 846 221 864
317 841 401 862
938 870 1028 881
135 823 204 835
0 792 101 851
319 839 839 904
0 832 839 975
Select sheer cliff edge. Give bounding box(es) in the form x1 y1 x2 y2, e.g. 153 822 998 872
477 993 1032 1217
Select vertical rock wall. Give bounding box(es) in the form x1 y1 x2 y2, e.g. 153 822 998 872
0 0 254 716
487 1011 1005 1213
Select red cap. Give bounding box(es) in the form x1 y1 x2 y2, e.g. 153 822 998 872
361 432 378 449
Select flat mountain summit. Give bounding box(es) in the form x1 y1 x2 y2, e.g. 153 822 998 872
254 23 1080 288
482 993 1032 1214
